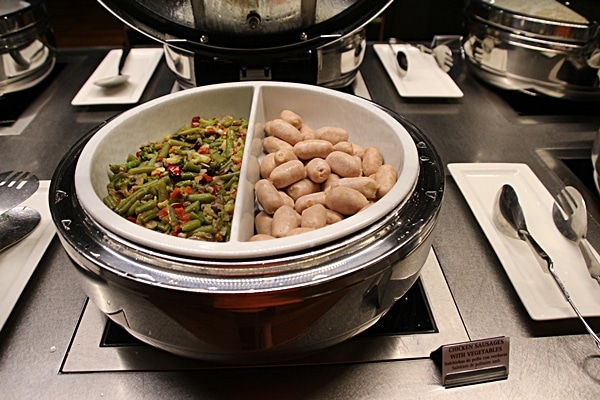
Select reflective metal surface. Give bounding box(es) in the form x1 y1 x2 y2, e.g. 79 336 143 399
463 0 600 100
0 0 56 95
98 0 391 56
61 250 468 372
50 104 444 363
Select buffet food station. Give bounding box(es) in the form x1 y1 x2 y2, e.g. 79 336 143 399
1 0 600 398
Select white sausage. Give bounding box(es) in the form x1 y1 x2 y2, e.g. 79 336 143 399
286 178 321 201
305 158 331 183
362 146 384 176
260 153 277 179
254 211 273 235
314 126 349 145
294 191 327 213
335 177 379 199
374 164 397 198
301 204 328 229
280 110 302 129
255 179 284 214
325 186 369 215
263 136 293 153
271 205 300 237
293 139 333 160
325 151 362 177
269 160 306 188
265 119 303 145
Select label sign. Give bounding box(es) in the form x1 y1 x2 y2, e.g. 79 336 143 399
431 336 510 388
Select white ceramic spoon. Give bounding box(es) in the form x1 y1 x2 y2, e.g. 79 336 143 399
94 44 131 88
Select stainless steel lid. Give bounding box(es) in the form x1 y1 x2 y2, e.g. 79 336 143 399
97 0 392 58
1 0 48 39
469 0 599 42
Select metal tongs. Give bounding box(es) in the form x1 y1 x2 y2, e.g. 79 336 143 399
494 184 600 350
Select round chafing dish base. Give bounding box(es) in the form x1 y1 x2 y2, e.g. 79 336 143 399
50 103 443 364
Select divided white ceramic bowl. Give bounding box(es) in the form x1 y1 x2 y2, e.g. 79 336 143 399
74 82 419 258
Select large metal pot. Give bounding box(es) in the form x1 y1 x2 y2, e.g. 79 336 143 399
97 0 392 88
49 83 444 363
463 0 600 100
0 0 56 95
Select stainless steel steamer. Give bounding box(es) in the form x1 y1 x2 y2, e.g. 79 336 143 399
49 108 444 363
97 0 393 88
0 0 56 95
464 0 600 100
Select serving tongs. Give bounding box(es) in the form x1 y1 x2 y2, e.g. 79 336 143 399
552 186 600 285
494 184 600 350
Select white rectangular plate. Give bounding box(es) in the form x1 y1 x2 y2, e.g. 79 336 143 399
448 163 600 321
373 44 463 98
0 181 56 331
72 48 163 106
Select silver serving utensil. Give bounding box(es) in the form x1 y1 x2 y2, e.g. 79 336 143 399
552 186 600 285
416 44 454 72
432 44 454 73
388 39 408 78
0 171 39 215
93 44 131 88
494 184 600 350
0 207 41 252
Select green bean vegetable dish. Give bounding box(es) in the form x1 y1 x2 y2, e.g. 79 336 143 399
103 115 248 242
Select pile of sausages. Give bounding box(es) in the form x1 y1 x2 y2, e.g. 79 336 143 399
250 110 398 241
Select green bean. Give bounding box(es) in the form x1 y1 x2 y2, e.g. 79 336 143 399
167 206 178 227
114 188 147 215
103 195 117 209
186 193 215 203
183 162 202 173
127 165 156 175
190 225 217 235
223 199 235 214
158 142 171 158
188 211 203 222
135 200 157 214
181 219 202 232
154 180 167 202
168 139 189 147
157 221 170 232
132 175 169 190
127 200 141 217
185 201 200 213
181 172 198 181
175 180 195 188
177 127 203 136
138 209 159 224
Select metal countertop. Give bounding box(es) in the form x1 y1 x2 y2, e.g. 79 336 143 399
1 45 600 399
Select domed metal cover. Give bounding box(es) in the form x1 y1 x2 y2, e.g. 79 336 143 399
98 0 392 58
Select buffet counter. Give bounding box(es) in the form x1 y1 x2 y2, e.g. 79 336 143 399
1 45 599 399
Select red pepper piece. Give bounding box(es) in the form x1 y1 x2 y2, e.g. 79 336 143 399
166 164 182 177
174 207 190 222
170 187 182 200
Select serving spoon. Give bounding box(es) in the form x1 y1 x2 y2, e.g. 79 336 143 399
93 44 131 88
494 184 600 350
0 207 41 252
388 39 408 78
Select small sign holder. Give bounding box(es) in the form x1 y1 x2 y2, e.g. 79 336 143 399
430 336 510 388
